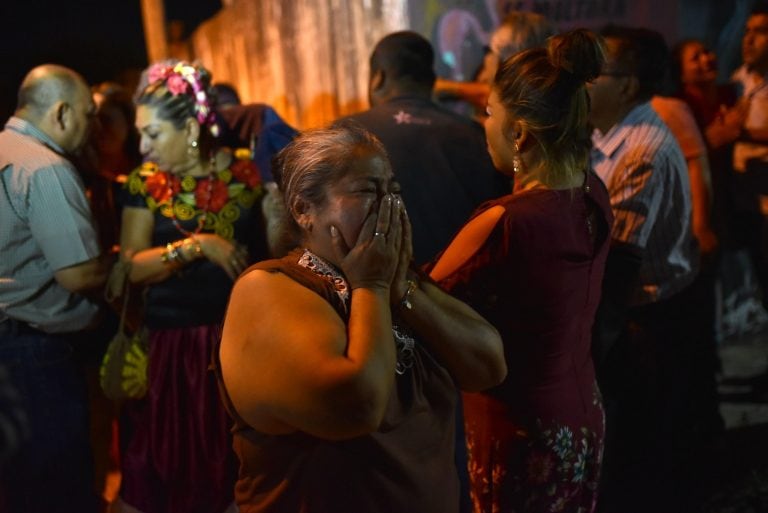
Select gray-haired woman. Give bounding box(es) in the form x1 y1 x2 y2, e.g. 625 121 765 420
216 123 506 513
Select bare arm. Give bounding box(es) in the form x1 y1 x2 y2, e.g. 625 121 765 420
433 78 491 111
396 278 505 391
398 207 506 391
220 196 404 440
220 271 396 440
54 254 110 294
687 155 718 255
705 104 745 149
742 126 768 143
120 207 248 284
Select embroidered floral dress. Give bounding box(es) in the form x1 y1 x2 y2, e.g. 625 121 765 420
433 173 613 513
119 151 265 513
123 151 265 328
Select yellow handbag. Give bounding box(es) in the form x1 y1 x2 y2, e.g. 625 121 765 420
100 260 149 400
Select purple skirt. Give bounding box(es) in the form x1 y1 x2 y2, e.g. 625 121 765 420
120 324 236 513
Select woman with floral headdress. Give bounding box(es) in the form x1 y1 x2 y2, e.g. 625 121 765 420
114 61 266 513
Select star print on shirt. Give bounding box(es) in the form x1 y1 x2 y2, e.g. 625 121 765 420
392 109 432 126
393 110 412 124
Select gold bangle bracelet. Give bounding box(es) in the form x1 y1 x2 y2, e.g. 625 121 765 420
161 242 184 267
183 237 203 259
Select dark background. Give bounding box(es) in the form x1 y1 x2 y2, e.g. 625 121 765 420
0 0 221 124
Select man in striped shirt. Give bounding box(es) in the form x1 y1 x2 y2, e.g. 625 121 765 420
0 64 107 513
587 27 703 513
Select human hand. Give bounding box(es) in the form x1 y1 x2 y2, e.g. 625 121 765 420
706 106 743 148
330 194 402 291
195 233 249 280
390 201 415 304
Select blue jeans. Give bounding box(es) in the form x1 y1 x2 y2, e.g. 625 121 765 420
0 320 98 513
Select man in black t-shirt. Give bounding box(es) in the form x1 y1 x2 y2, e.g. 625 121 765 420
338 31 509 265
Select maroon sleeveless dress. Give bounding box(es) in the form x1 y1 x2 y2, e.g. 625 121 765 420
213 249 461 513
434 173 613 513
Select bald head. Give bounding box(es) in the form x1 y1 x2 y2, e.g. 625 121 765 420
15 64 94 154
17 64 88 120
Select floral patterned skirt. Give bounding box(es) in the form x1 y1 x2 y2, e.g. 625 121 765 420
463 392 604 513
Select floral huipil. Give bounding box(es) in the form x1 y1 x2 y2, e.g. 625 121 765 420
122 150 265 329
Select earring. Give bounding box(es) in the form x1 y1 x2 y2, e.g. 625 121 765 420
188 139 199 157
512 141 522 174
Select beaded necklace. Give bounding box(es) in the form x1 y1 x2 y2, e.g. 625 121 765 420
297 249 416 375
168 172 214 237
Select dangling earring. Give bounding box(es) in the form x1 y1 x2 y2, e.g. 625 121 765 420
188 139 199 157
512 141 523 174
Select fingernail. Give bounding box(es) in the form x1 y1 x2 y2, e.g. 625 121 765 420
330 225 338 236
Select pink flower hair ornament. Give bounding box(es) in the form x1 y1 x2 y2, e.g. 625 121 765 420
146 62 220 137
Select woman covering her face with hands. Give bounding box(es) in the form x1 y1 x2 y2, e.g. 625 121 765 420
216 123 506 513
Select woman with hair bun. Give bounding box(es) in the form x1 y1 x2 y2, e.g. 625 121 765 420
429 29 613 512
115 61 266 513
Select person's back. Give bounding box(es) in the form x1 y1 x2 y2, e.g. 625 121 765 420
439 177 611 399
428 28 611 513
216 101 298 184
340 31 509 264
0 64 106 513
593 104 696 303
0 98 104 330
348 99 506 264
588 26 706 513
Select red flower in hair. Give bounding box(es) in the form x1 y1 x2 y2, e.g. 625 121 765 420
145 172 181 203
230 158 262 188
166 74 189 95
195 177 229 213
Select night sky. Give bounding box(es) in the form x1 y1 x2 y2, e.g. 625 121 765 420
0 0 221 123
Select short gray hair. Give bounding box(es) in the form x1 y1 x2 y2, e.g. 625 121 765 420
277 122 388 229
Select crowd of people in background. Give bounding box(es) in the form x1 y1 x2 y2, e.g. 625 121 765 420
3 4 768 513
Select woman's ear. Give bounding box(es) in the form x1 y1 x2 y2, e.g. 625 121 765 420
292 198 313 232
186 117 201 145
508 119 529 150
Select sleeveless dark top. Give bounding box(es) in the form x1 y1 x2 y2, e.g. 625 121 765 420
213 249 460 513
